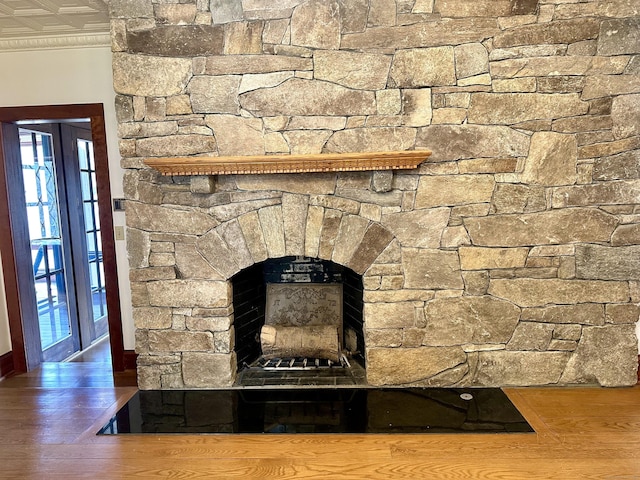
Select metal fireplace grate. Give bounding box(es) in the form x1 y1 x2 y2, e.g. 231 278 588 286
255 355 351 371
235 355 366 388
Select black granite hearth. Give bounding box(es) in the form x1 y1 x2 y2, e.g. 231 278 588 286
99 387 533 435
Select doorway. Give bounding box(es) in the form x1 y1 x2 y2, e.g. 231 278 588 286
0 104 124 372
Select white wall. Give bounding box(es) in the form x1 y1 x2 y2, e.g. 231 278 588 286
0 45 135 354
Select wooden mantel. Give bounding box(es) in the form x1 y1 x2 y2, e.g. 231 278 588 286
144 150 431 176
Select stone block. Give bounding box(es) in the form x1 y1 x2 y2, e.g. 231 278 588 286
290 0 340 49
149 330 214 352
136 134 217 157
332 214 370 266
109 0 153 18
507 322 554 351
402 89 432 126
415 125 530 161
281 193 308 257
560 325 638 386
224 21 263 54
239 72 294 94
424 296 520 346
186 316 232 332
314 50 392 90
468 93 588 125
612 94 640 139
488 279 629 308
205 115 264 155
593 151 640 181
147 280 231 308
367 346 466 385
133 307 172 329
521 132 577 186
597 18 640 56
364 302 417 329
552 180 640 207
493 18 599 49
366 329 403 348
258 205 286 259
490 56 628 79
381 208 450 249
521 304 605 326
217 220 253 273
576 245 640 281
127 202 218 235
390 47 456 87
112 53 192 96
459 247 529 270
582 74 640 100
371 171 394 193
325 127 417 154
348 223 395 274
182 352 236 388
472 351 570 386
605 304 640 325
612 224 640 246
415 174 495 208
188 76 241 114
465 208 618 247
127 228 150 269
241 78 377 116
128 26 224 56
211 0 244 24
454 43 488 79
402 248 464 290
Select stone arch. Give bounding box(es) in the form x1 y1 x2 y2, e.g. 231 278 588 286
197 194 397 280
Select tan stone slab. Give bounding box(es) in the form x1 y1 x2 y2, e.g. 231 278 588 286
382 208 450 249
581 74 640 100
182 352 236 388
459 247 529 270
552 179 640 207
314 50 392 90
560 325 638 387
488 278 629 307
258 205 286 258
390 47 455 87
424 296 520 346
490 56 629 79
364 302 417 329
465 208 618 246
415 174 495 208
493 18 599 49
468 93 589 125
521 132 577 186
402 248 464 290
332 214 370 266
366 346 466 385
113 53 192 96
472 351 571 386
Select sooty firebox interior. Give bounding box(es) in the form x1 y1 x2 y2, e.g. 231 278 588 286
232 256 366 387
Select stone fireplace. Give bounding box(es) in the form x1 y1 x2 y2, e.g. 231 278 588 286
111 0 639 390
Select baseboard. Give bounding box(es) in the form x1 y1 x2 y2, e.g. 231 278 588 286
124 350 138 370
0 351 14 379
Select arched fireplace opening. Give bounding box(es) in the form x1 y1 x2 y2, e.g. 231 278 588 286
232 256 365 387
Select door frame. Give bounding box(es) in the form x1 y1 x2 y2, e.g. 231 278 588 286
0 104 124 372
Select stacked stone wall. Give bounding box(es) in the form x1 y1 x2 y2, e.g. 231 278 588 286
110 0 639 389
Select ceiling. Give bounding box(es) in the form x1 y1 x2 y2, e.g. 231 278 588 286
0 0 110 50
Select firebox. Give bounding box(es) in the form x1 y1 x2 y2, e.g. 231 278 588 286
232 256 366 386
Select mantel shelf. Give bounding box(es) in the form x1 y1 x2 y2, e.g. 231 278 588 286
144 150 432 176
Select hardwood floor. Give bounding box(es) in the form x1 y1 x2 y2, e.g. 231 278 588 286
0 356 638 479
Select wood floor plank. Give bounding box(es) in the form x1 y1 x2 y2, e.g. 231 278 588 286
0 361 639 479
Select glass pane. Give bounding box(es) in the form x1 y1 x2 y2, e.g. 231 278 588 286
20 129 73 351
81 171 91 201
77 138 107 324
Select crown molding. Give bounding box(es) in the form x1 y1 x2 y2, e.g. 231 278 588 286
0 32 111 52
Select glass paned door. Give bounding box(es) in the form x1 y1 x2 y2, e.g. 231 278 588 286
19 128 77 356
77 137 108 335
